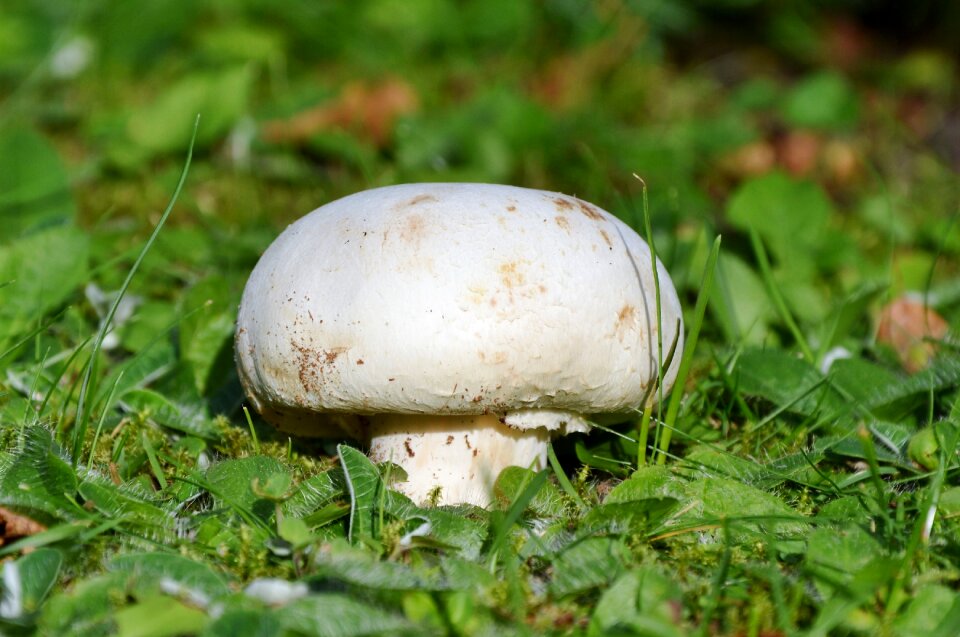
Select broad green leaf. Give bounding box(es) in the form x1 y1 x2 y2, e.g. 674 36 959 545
710 252 773 344
178 276 239 396
202 607 282 637
78 476 172 527
588 568 684 637
339 444 382 542
121 388 220 439
206 455 288 521
280 594 411 637
37 572 127 636
0 126 75 240
7 548 62 614
680 477 805 542
734 348 844 417
549 536 631 598
113 594 207 637
805 523 884 598
892 585 959 637
0 426 79 521
126 66 254 155
110 553 231 601
0 226 88 345
493 466 565 516
282 470 345 519
684 446 780 486
606 466 686 503
311 538 446 591
727 172 833 271
579 499 678 537
781 71 860 130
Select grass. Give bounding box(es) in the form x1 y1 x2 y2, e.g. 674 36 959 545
1 1 960 636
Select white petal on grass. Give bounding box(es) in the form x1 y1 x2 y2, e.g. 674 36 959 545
820 346 852 374
397 519 432 549
244 578 309 605
159 576 211 608
0 561 22 619
50 36 94 78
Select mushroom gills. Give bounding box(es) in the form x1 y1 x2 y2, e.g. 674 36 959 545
366 413 551 507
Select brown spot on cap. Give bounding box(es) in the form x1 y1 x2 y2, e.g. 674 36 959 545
553 197 574 211
576 199 605 221
598 229 613 249
356 359 365 365
554 216 570 231
498 261 526 289
446 435 454 445
399 194 437 208
404 438 415 457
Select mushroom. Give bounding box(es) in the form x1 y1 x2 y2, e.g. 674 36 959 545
235 183 683 506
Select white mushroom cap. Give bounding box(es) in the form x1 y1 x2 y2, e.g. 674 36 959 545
236 183 683 439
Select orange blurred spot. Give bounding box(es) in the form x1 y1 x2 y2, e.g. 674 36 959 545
876 295 950 373
262 78 419 147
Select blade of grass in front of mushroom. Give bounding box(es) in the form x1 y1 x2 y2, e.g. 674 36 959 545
486 468 548 570
70 115 200 464
656 235 721 465
547 443 585 509
634 175 666 467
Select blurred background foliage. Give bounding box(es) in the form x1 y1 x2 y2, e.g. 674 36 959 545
0 0 958 421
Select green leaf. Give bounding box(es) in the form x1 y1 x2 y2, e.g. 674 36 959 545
892 586 960 637
125 66 254 156
734 348 844 417
606 466 687 503
110 553 231 601
588 568 684 637
121 388 220 439
311 538 446 591
680 477 805 542
37 572 127 636
280 594 411 637
339 444 382 542
805 524 884 598
0 426 79 521
781 71 860 130
113 594 207 637
579 499 679 537
492 466 565 516
727 172 834 271
549 536 631 598
709 252 773 344
78 476 172 527
206 455 288 521
282 470 346 518
0 226 88 345
201 607 282 637
0 126 75 240
178 276 238 396
7 548 63 614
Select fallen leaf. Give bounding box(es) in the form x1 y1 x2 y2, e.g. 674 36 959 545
0 506 47 546
262 78 418 147
876 294 950 373
776 130 822 176
717 141 777 179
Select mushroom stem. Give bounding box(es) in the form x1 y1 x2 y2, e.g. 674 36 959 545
366 413 550 507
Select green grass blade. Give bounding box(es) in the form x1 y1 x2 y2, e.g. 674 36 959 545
656 235 721 465
748 228 814 363
70 115 200 463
